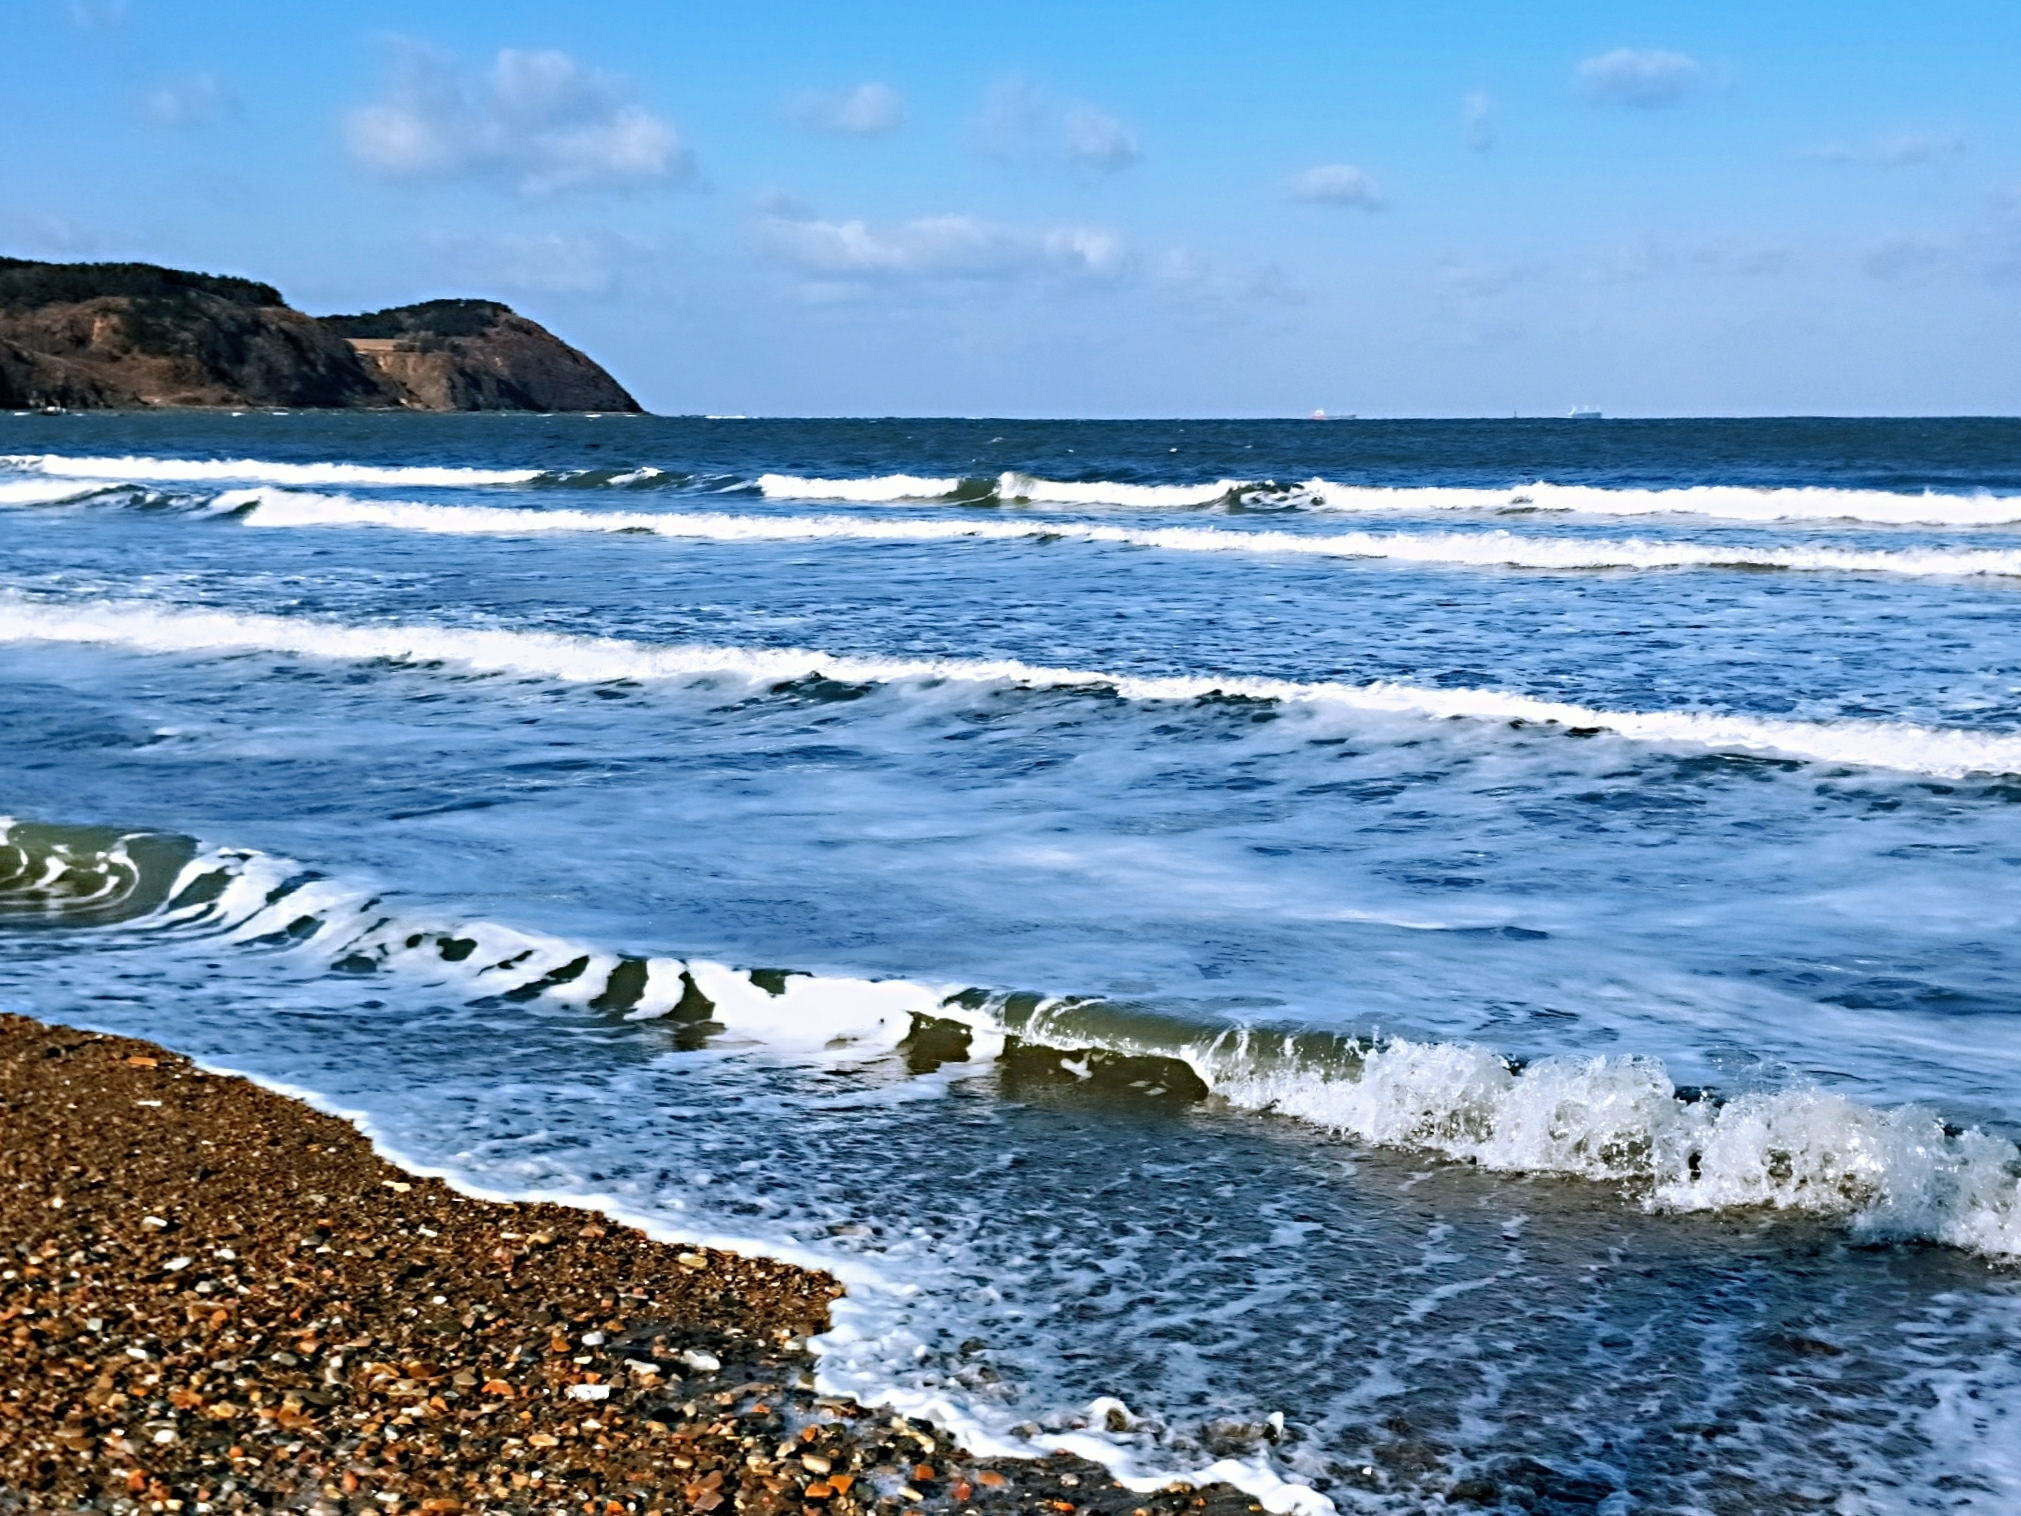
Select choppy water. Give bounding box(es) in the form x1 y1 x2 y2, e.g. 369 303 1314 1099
4 413 2021 1514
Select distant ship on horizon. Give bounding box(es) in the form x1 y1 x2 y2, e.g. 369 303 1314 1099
1567 406 1603 420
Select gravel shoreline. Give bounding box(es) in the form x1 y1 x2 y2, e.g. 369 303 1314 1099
0 1014 1265 1516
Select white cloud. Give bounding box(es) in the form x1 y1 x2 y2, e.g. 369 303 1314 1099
1462 91 1495 152
1436 260 1541 299
343 41 691 196
1151 249 1309 311
1801 131 1964 167
969 75 1045 159
791 83 903 136
968 76 1141 173
141 72 230 130
66 0 126 31
1064 107 1140 172
1574 48 1703 109
417 228 664 296
755 207 1126 285
1289 164 1382 208
1693 238 1792 277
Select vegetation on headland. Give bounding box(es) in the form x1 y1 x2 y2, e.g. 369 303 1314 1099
0 258 639 412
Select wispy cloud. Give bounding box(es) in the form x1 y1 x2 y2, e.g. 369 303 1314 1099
65 0 127 31
1693 237 1793 277
344 41 691 196
968 75 1045 159
140 72 232 130
1289 164 1382 208
1 210 104 256
1064 107 1140 173
1436 259 1543 299
755 204 1127 287
1151 249 1309 313
1574 48 1703 109
1863 233 1951 281
1583 236 1669 284
1801 131 1965 167
790 83 903 137
1462 91 1495 152
968 76 1142 174
416 228 666 296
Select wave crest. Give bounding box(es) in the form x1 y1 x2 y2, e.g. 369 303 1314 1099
199 487 2021 579
11 820 2018 1261
4 594 2020 777
4 453 542 488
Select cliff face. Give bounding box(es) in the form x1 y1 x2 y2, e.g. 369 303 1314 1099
0 259 639 413
0 261 387 411
322 299 641 413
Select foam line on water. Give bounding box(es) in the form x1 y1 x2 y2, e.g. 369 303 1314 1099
4 452 541 488
754 470 2021 525
14 817 2020 1506
757 473 967 501
1192 1034 2021 1259
33 821 2021 1265
225 488 2021 578
0 476 126 505
1304 479 2021 526
2 593 2019 778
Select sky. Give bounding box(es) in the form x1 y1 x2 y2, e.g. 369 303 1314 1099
4 0 2020 417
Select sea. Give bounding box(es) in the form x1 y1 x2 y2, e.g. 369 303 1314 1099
3 413 2020 1514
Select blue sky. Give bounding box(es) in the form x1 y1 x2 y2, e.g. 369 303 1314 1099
6 0 2020 416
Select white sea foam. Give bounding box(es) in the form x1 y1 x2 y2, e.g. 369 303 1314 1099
64 824 2021 1266
0 476 125 505
223 488 2021 578
3 452 541 489
3 594 2020 778
998 472 1258 508
757 472 967 501
755 470 2021 524
24 820 2021 1508
1199 1037 2021 1259
1304 478 2021 527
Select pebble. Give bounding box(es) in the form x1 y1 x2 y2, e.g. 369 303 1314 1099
0 1012 1273 1516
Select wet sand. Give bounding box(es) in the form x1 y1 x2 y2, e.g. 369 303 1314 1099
0 1014 1261 1516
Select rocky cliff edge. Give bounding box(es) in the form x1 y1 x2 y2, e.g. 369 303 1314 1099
0 258 640 413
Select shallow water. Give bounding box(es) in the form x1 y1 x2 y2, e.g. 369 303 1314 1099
3 414 2019 1512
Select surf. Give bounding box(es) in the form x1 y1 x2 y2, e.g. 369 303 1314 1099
4 594 2021 778
199 486 2021 579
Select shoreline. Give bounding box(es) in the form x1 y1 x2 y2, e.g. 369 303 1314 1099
0 1013 1267 1516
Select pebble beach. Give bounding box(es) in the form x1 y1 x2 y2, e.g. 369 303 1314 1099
0 1014 1258 1516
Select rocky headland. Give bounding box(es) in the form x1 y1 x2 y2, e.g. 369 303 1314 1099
0 259 639 414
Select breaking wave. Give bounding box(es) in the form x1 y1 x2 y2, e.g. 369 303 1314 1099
8 815 2018 1263
0 476 127 505
3 453 543 489
3 594 2020 777
15 456 2019 526
212 487 2021 579
758 472 1295 509
1306 480 2021 526
756 470 2021 525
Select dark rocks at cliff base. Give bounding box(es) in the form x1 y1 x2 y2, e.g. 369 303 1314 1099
0 258 639 414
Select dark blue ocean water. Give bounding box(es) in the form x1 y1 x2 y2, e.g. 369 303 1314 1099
3 414 2019 1513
